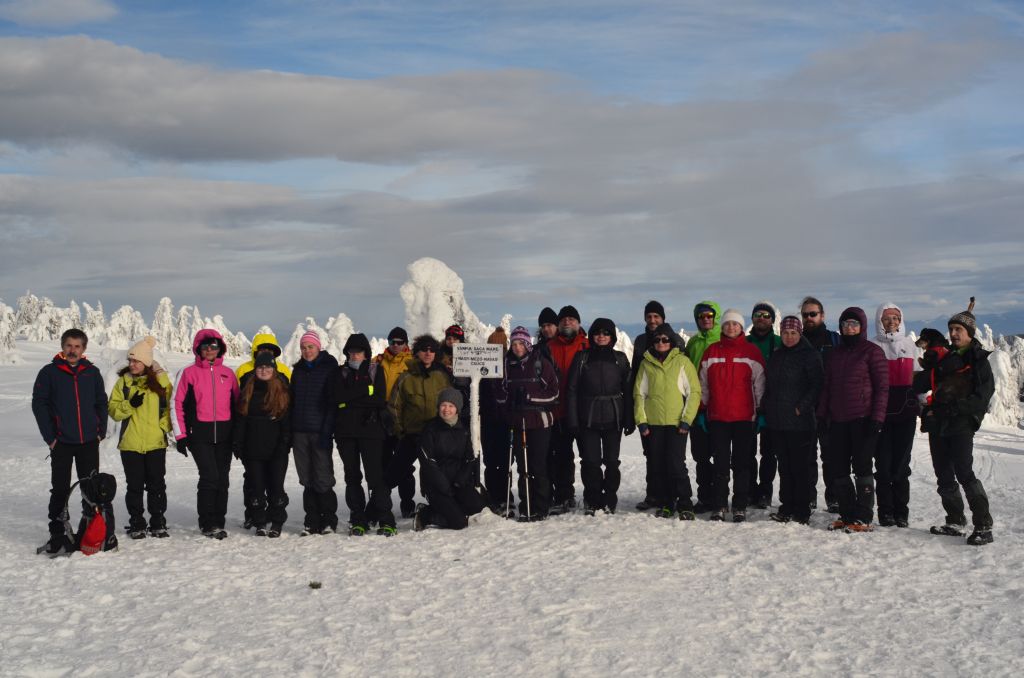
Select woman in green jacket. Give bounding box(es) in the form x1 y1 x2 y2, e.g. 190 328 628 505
634 324 702 519
109 336 172 539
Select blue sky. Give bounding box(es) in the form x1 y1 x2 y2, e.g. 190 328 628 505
1 0 1023 337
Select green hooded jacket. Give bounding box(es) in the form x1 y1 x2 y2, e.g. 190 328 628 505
684 300 721 368
633 348 702 427
109 370 173 453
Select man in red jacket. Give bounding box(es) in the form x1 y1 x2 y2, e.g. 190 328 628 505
699 309 766 522
547 305 588 513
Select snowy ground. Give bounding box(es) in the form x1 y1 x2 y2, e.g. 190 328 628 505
2 342 1023 676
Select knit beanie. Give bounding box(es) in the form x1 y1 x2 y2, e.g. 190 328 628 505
538 307 558 327
445 324 465 340
128 336 157 367
948 298 977 338
254 352 276 369
721 308 744 328
437 387 464 414
487 327 508 347
388 326 409 343
644 300 665 319
300 330 321 350
752 302 776 320
510 326 533 350
557 305 581 323
779 316 802 334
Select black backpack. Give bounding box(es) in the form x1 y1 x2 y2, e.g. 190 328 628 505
38 471 119 556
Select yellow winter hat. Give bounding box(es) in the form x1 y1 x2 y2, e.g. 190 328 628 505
129 336 157 367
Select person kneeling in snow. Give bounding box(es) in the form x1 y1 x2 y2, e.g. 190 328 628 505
413 389 490 531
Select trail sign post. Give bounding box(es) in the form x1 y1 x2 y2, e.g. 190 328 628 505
452 344 504 459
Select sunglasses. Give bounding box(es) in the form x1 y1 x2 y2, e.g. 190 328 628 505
653 336 672 344
801 311 820 319
697 312 715 320
593 330 612 337
841 319 861 329
390 339 406 346
752 312 773 320
199 342 220 351
418 347 436 353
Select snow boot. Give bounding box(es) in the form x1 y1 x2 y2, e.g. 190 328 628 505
678 510 696 521
844 520 873 533
878 514 896 527
128 528 147 540
254 525 268 537
930 523 966 537
349 524 368 536
709 509 725 522
656 506 674 519
828 519 846 532
895 517 909 529
377 525 397 537
732 509 746 523
966 528 993 546
826 501 840 514
319 525 335 535
268 523 283 538
635 498 654 511
769 512 791 524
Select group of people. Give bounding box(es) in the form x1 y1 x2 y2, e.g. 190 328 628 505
30 295 997 556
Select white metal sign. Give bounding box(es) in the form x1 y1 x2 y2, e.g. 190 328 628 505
452 344 503 379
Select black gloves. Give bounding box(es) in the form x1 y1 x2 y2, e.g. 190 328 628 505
176 438 189 457
623 425 636 436
232 445 242 460
129 392 145 408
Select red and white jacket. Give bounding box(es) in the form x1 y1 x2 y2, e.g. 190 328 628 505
699 334 766 422
869 302 922 422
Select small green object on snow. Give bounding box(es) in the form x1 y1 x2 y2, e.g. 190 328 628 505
309 581 322 590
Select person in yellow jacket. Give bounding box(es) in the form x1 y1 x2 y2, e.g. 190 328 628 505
634 323 702 520
236 332 293 382
386 334 452 518
374 327 414 512
108 336 173 539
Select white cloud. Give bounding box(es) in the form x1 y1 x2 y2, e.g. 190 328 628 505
0 0 116 27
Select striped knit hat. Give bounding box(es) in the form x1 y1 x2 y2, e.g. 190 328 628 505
948 297 977 338
510 326 533 350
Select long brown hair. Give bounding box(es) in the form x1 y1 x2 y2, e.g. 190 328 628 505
118 364 167 397
238 373 290 418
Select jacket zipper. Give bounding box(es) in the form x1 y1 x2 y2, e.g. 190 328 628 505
211 364 217 443
73 372 84 443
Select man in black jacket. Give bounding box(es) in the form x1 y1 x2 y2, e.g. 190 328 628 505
800 296 840 513
917 302 995 545
32 329 108 556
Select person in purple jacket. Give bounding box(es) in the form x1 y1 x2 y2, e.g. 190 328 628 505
817 307 888 532
172 328 240 539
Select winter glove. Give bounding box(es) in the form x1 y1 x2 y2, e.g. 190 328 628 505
677 423 690 436
129 392 145 408
176 438 189 457
232 445 242 460
756 414 767 432
318 433 333 451
696 412 708 433
637 423 650 437
623 425 635 436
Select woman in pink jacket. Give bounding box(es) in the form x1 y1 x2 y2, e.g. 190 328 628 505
172 329 240 539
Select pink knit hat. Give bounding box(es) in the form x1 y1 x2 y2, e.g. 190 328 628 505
300 331 322 350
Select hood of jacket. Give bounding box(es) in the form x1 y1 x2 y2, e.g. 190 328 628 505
873 302 906 341
838 307 869 344
343 333 373 359
250 332 282 359
192 328 227 365
692 300 722 338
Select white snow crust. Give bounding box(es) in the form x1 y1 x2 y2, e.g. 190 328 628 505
2 339 1023 675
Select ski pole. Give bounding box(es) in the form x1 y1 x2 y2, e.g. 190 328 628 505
505 426 515 519
522 418 531 520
